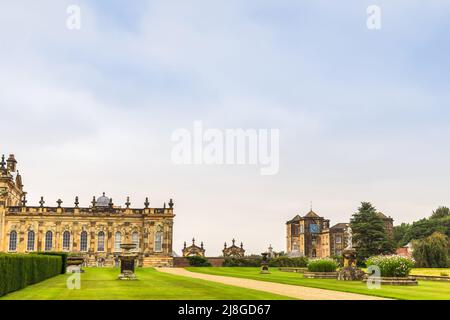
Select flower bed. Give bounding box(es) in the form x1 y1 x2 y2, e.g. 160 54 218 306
366 255 414 277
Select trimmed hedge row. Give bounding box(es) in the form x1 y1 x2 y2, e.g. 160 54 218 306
307 258 338 272
38 252 69 274
186 256 212 267
222 256 308 267
0 253 62 297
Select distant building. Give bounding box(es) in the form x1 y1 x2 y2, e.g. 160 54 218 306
396 242 413 258
286 208 394 258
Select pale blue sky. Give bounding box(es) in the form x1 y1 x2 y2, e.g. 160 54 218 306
1 1 450 255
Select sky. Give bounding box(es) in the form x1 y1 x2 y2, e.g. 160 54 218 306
1 0 450 255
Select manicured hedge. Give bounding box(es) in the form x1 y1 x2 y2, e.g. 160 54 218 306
307 258 338 272
0 253 62 297
268 257 308 267
222 256 308 267
186 256 212 267
38 252 68 274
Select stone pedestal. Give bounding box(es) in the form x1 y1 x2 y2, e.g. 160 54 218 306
337 248 365 281
67 256 85 273
118 243 138 280
260 252 270 274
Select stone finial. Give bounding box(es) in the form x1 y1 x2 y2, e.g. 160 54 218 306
125 196 131 208
75 196 79 208
144 197 150 208
201 241 204 249
39 196 45 207
240 242 243 249
183 241 187 249
232 238 236 246
108 197 114 208
163 202 166 209
91 196 96 207
57 199 63 208
224 242 227 249
0 155 5 170
169 198 174 208
192 238 195 245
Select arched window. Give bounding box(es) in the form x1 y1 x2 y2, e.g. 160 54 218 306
9 231 17 251
45 231 53 251
132 232 139 251
62 231 71 251
155 232 163 252
27 231 35 251
80 231 88 252
114 232 122 252
97 231 105 252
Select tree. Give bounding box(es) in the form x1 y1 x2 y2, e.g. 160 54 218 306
431 206 450 220
393 223 411 247
350 202 395 264
412 232 449 268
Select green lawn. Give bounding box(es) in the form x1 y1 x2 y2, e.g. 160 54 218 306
186 267 450 300
0 268 293 300
410 268 450 276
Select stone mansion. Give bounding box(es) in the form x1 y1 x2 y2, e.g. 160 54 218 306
0 154 175 267
286 209 394 258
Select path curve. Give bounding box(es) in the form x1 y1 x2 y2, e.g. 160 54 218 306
156 268 389 300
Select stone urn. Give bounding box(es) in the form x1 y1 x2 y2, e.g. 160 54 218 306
118 243 138 280
67 255 85 273
337 248 365 281
260 252 270 274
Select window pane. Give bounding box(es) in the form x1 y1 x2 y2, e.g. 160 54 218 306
63 231 71 251
9 231 17 251
155 232 162 252
80 231 88 252
115 232 121 251
27 231 35 251
45 231 53 251
98 232 105 251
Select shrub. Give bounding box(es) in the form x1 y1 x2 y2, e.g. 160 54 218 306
222 257 261 267
186 256 212 267
412 232 449 268
38 252 69 274
440 272 449 277
366 255 414 277
268 257 308 267
0 253 62 297
307 258 338 272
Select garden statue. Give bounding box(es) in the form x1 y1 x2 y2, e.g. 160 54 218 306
338 226 364 280
345 226 353 250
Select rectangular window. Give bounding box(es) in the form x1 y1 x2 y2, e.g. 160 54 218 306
155 232 163 252
335 235 342 244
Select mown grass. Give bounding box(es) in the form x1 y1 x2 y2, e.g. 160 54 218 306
186 267 450 300
0 267 293 300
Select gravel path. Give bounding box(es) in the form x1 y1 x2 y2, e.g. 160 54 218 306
156 268 389 300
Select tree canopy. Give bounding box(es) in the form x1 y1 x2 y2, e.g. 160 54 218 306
350 202 395 264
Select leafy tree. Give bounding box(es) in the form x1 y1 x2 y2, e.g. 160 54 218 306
393 223 411 247
431 206 450 220
412 232 449 268
350 202 395 264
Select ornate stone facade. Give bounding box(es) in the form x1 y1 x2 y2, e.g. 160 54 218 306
286 209 394 258
222 239 245 257
0 154 175 267
182 238 205 257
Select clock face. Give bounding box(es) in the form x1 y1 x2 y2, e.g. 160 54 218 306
309 224 319 234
